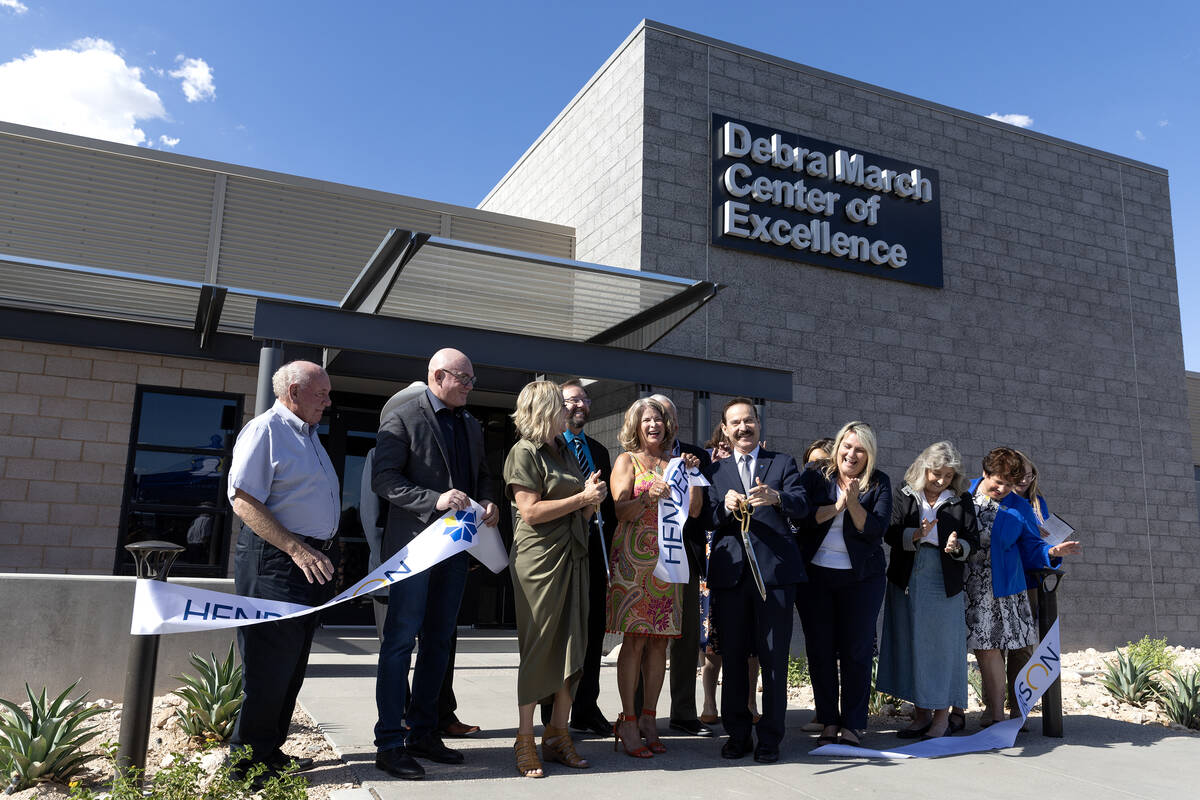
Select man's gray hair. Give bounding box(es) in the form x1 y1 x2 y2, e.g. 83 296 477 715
272 361 314 400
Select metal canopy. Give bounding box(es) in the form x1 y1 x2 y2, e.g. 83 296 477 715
254 299 793 402
340 234 719 349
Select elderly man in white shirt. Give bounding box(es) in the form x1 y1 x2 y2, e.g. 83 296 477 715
227 360 340 785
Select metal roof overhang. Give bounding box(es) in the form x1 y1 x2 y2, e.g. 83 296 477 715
339 232 719 349
254 299 794 402
1 250 793 401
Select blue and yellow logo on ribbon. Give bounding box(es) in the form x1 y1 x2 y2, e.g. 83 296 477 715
441 509 478 543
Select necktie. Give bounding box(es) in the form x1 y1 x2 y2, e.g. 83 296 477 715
740 454 753 493
571 437 590 477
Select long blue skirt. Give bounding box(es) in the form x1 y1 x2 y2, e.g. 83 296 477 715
876 546 967 709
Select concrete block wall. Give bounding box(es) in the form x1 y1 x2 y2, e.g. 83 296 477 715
0 337 256 574
477 21 1199 648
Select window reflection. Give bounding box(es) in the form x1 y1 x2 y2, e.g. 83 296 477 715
117 387 241 577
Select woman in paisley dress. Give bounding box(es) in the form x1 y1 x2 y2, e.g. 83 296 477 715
962 447 1081 727
606 397 702 757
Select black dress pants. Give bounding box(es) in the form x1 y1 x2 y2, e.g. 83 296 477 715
231 527 334 761
796 565 885 731
711 577 795 749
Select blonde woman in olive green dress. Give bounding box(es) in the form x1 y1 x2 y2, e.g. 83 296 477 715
504 380 608 778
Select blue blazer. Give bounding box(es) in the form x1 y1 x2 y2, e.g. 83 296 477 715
969 477 1057 598
705 449 809 589
796 466 892 581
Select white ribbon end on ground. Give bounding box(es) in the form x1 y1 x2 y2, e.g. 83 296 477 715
812 620 1061 759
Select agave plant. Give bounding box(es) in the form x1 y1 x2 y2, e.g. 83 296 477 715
1156 668 1200 729
173 642 244 741
0 680 105 791
1098 649 1160 707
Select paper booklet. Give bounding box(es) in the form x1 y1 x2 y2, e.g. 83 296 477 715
1040 513 1076 548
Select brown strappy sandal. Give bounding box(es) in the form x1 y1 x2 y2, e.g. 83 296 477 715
543 725 590 768
514 733 544 778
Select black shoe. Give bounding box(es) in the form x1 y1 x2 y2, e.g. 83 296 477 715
229 761 279 791
669 718 714 737
375 746 425 780
407 732 464 764
720 735 753 759
753 744 780 763
569 709 613 736
266 749 315 772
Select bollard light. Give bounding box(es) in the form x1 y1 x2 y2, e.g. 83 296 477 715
1033 567 1066 738
115 540 185 783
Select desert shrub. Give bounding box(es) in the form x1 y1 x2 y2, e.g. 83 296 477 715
1156 669 1200 730
1098 649 1160 707
1124 635 1176 674
0 681 104 791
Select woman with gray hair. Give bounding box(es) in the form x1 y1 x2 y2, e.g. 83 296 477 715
876 441 980 739
504 380 608 777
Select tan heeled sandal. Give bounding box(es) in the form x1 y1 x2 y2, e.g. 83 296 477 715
542 724 589 768
514 733 544 778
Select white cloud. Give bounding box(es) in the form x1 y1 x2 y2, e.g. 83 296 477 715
169 55 215 102
1135 129 1146 140
0 38 167 146
1158 119 1169 127
987 112 1034 128
1 0 29 15
158 134 180 148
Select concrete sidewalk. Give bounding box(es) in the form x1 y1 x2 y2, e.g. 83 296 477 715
299 628 1197 800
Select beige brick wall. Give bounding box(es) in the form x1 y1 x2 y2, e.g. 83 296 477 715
0 338 257 574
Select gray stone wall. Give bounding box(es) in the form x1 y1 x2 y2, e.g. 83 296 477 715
481 22 1198 648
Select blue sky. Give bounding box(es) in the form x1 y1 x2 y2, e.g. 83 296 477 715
1 0 1196 368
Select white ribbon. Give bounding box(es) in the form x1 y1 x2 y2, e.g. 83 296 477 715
652 457 710 584
131 501 507 635
812 619 1062 759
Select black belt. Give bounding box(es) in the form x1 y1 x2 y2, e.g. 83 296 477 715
300 534 337 552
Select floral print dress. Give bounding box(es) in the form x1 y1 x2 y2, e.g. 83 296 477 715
964 493 1036 650
605 455 682 637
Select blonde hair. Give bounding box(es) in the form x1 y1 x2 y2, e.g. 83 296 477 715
618 398 675 454
512 380 563 444
903 441 968 495
821 420 878 494
1014 449 1046 522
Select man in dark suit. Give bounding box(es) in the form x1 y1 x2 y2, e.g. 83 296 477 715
649 394 715 737
706 397 808 763
538 378 618 735
372 349 498 780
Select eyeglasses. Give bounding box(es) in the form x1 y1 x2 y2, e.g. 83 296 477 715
443 368 477 387
563 397 591 406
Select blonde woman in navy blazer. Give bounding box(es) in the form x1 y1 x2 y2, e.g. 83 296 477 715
795 421 892 747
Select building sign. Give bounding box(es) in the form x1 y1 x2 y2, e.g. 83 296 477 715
711 115 943 288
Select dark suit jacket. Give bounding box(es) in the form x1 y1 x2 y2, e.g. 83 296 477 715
705 448 808 589
581 432 617 552
884 486 980 597
373 390 496 557
796 467 892 581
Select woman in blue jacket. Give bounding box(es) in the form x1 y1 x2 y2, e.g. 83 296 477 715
796 421 892 747
964 448 1080 728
